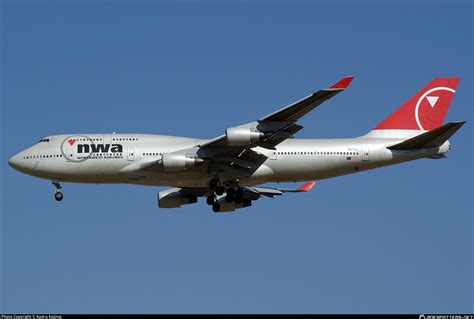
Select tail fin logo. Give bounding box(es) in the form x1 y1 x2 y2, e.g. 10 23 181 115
426 96 439 108
415 87 455 130
373 78 459 131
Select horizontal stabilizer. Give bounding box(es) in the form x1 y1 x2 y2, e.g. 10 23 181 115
387 121 465 151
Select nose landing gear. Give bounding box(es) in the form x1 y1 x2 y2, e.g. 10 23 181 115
52 181 63 201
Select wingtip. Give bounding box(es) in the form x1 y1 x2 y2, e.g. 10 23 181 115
329 76 355 89
298 181 316 192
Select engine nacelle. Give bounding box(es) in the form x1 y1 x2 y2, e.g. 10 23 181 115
158 188 198 208
161 153 204 172
225 127 263 146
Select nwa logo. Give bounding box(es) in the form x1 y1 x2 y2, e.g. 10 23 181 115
61 135 123 162
74 141 123 154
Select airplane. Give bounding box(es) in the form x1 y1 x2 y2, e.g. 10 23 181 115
8 76 465 213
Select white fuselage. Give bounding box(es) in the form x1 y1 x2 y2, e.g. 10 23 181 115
8 133 449 187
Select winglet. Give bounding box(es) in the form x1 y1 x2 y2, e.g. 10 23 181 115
297 181 316 192
329 76 355 89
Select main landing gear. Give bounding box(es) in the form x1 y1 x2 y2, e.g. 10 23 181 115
52 181 63 201
207 178 248 212
207 178 218 210
210 177 225 196
224 187 244 203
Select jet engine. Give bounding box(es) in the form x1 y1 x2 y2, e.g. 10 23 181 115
225 127 263 146
161 153 204 172
158 188 198 208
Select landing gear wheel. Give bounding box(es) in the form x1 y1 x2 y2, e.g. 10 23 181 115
55 191 63 201
206 195 215 206
52 181 63 202
212 202 221 213
225 188 236 203
234 188 244 204
215 186 225 196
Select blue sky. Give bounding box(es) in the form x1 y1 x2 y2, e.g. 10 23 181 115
1 0 472 314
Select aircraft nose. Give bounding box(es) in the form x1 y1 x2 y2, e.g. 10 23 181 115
8 153 22 170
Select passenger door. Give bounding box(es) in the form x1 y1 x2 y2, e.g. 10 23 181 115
269 150 277 160
66 148 75 161
127 148 135 161
362 148 370 162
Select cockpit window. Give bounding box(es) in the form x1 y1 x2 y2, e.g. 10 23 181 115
38 138 50 143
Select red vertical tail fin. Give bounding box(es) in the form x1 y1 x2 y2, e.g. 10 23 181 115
374 78 459 131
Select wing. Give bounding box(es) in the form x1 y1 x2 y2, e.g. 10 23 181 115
245 181 317 197
259 77 354 122
197 76 354 177
122 77 354 178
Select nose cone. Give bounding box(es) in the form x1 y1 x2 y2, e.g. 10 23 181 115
8 153 23 170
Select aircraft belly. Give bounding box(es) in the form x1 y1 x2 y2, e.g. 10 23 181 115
128 170 208 187
268 157 357 181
